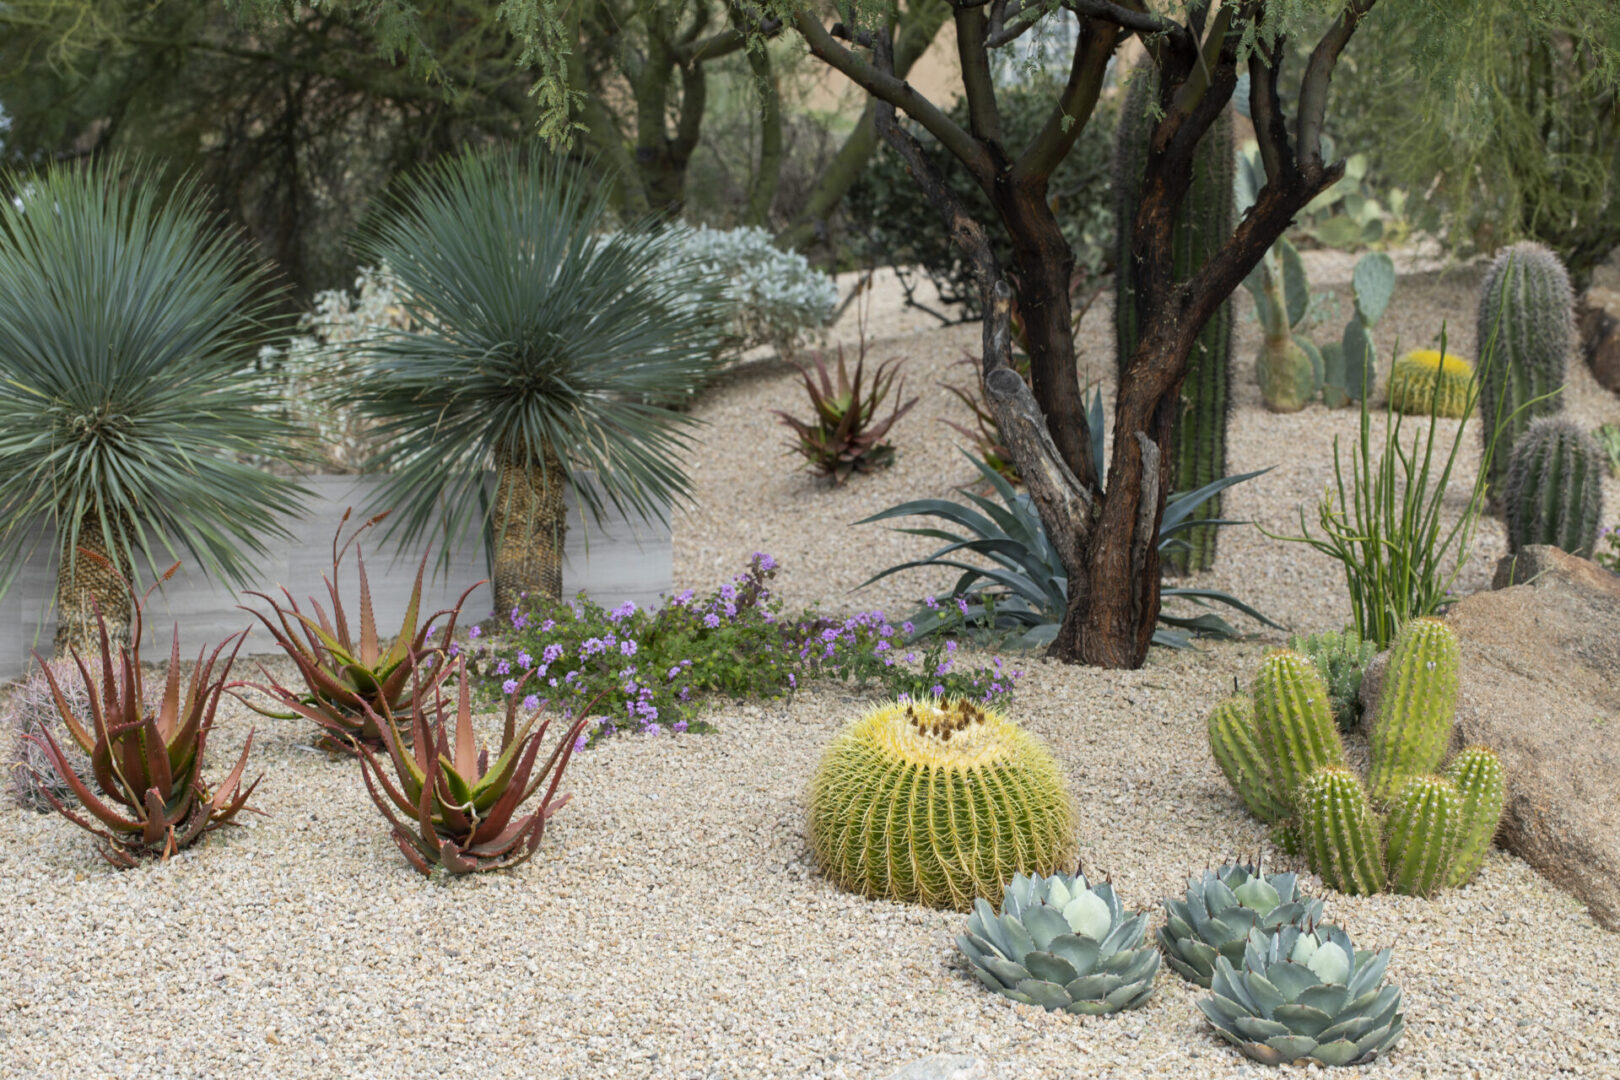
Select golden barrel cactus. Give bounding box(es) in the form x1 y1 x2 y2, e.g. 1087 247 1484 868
1387 350 1474 418
808 697 1077 910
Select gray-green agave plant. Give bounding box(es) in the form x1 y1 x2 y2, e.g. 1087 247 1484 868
1200 924 1404 1068
1158 862 1328 988
957 870 1159 1015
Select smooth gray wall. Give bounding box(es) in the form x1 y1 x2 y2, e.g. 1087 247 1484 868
1 475 670 680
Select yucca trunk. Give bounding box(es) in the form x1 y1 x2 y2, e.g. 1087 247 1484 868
491 442 566 614
53 510 132 657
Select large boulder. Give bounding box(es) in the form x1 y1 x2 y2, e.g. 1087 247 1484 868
1579 290 1620 396
1445 546 1620 929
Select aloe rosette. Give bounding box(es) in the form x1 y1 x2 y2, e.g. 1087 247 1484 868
1158 863 1327 988
1200 925 1404 1067
957 871 1159 1015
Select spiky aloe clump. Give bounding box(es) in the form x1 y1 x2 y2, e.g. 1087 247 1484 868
1444 747 1506 888
1114 63 1235 572
1296 767 1388 896
1207 695 1288 824
1368 617 1458 806
1290 629 1376 733
1252 650 1347 814
1387 350 1474 419
1477 241 1573 496
809 697 1077 910
1502 416 1606 558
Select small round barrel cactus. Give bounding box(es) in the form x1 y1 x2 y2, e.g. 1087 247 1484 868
1502 416 1605 558
809 697 1077 910
958 870 1159 1014
1200 924 1404 1067
1387 350 1474 419
1159 862 1327 988
1476 241 1572 494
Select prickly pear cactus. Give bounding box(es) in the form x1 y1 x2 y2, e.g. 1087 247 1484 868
1502 416 1606 558
1368 618 1459 806
1207 695 1288 824
1476 241 1572 496
1253 650 1347 812
1297 767 1388 896
1384 775 1461 897
1114 64 1235 571
1444 747 1506 888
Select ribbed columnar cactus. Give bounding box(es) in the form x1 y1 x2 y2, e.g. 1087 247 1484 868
1207 695 1288 824
1503 416 1606 557
1114 64 1235 572
1384 776 1461 897
1476 242 1573 497
1253 650 1347 813
1368 617 1459 806
1296 767 1388 896
809 697 1077 910
1444 747 1506 888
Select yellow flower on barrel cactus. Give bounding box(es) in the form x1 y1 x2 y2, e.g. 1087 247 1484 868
808 697 1077 910
1388 350 1474 418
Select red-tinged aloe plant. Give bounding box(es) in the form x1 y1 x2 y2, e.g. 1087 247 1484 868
356 658 588 875
234 509 482 752
772 341 918 483
23 560 260 867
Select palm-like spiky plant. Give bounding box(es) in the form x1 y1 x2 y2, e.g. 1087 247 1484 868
347 149 723 613
0 158 306 655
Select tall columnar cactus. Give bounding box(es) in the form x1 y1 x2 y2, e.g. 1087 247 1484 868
1384 775 1461 897
808 697 1077 910
1296 767 1388 896
1114 64 1235 571
1502 416 1606 558
1252 650 1347 812
1368 617 1459 806
1444 747 1507 888
1207 695 1288 824
1476 241 1573 499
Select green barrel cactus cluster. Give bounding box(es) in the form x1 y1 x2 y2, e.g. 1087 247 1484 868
808 697 1077 910
957 870 1160 1014
1199 924 1405 1067
1158 862 1328 988
1114 64 1235 572
1387 349 1475 419
1476 241 1573 498
1289 629 1376 732
1502 416 1606 558
1206 619 1507 897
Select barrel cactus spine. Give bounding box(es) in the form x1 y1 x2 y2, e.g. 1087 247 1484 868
1207 695 1288 824
1502 416 1606 558
1296 767 1388 896
808 697 1077 910
1476 241 1573 499
1114 64 1235 572
1253 650 1347 813
1384 775 1462 897
1444 747 1506 888
1387 350 1474 419
1367 617 1459 807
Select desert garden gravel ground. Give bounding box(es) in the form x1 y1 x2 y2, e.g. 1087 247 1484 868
4 257 1619 1079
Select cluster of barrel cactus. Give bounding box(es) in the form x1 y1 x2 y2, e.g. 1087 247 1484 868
1113 64 1235 571
1502 416 1606 558
1386 349 1475 419
1208 618 1506 896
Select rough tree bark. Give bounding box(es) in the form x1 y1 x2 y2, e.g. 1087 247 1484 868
796 0 1375 668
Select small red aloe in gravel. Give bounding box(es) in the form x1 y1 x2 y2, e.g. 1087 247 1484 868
773 341 918 483
234 509 481 752
356 658 587 876
24 561 260 867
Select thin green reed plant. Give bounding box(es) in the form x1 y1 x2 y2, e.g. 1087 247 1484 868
1267 315 1542 648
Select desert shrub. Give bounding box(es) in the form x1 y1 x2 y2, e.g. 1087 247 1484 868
846 83 1117 316
6 660 98 812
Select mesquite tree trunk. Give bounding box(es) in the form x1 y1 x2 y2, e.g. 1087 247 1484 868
53 511 132 657
491 442 567 614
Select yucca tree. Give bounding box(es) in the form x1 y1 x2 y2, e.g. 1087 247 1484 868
0 159 306 655
348 148 722 613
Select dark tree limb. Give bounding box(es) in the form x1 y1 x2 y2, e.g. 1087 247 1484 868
1011 13 1118 182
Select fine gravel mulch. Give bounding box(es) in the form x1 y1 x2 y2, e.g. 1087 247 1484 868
4 257 1620 1079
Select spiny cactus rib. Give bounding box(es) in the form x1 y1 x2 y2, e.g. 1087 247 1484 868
1503 416 1606 558
1385 775 1462 897
1114 63 1234 571
1368 618 1459 806
1444 747 1506 888
1297 767 1387 896
1207 695 1287 824
808 698 1077 911
1476 241 1572 497
1253 650 1347 813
